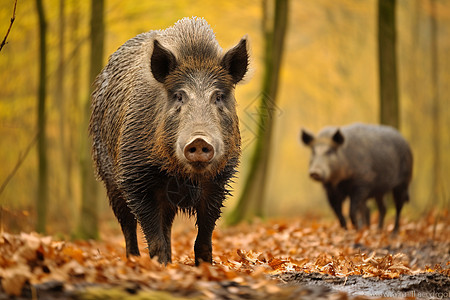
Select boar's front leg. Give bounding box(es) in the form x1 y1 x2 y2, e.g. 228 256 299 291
194 214 215 265
325 185 347 229
194 192 223 266
128 189 176 265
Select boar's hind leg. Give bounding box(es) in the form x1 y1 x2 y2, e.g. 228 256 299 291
374 195 386 230
392 183 409 234
107 185 140 257
361 202 371 227
349 189 370 230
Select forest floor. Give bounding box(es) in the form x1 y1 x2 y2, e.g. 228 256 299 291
0 211 449 300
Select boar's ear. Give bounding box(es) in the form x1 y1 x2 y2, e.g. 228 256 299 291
221 37 249 84
301 129 314 146
151 39 178 83
332 129 345 145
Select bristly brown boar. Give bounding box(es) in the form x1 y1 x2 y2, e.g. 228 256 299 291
89 17 249 265
301 123 413 233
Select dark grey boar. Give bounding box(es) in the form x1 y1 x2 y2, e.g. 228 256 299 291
89 17 249 265
301 123 413 233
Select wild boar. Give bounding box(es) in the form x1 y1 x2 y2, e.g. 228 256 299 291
90 17 249 265
301 123 413 233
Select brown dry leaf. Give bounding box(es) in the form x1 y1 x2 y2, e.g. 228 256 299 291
0 264 31 296
268 257 287 270
61 245 85 264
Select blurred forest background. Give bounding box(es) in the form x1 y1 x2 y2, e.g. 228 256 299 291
0 0 449 236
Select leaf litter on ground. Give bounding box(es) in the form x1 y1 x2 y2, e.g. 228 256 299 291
0 211 448 299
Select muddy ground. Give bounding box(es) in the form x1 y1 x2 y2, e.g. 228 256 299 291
279 272 449 299
3 271 448 300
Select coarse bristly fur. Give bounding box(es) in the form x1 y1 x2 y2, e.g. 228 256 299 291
301 123 413 234
89 17 250 265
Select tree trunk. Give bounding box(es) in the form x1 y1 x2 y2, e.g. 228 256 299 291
378 0 399 129
77 0 104 239
408 0 421 206
56 0 66 145
35 0 48 234
67 0 80 231
227 0 289 225
429 0 441 204
55 0 69 228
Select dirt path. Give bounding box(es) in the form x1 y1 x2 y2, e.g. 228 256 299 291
279 272 450 299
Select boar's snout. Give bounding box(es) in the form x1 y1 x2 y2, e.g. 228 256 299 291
184 137 215 163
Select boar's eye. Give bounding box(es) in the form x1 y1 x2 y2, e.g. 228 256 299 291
174 92 183 103
214 92 224 104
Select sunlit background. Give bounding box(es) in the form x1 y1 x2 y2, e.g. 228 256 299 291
0 0 449 235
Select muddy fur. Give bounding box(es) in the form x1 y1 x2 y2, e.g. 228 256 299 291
90 17 249 265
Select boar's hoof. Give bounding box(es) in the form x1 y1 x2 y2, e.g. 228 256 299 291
148 244 171 265
194 244 213 266
184 138 214 163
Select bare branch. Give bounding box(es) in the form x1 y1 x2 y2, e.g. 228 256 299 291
0 0 18 52
0 132 38 198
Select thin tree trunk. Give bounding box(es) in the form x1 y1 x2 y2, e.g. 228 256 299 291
77 0 104 239
55 0 69 227
67 0 80 230
378 0 399 129
57 0 66 143
408 0 421 206
429 0 441 203
227 0 289 225
36 0 48 233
